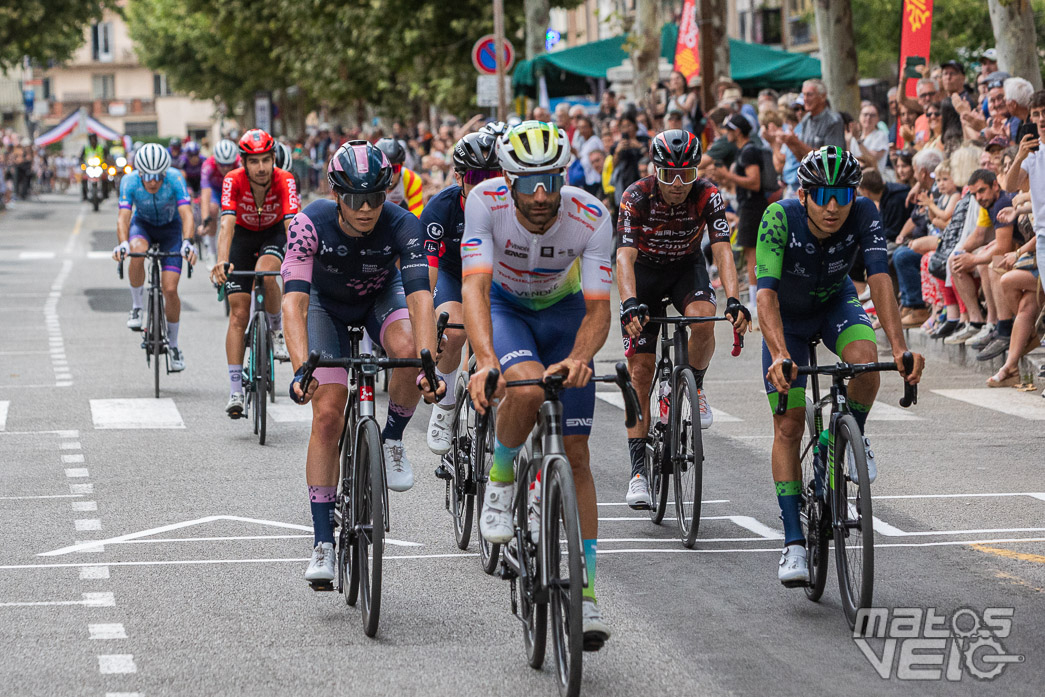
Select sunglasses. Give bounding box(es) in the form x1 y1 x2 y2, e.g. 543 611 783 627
391 163 402 175
809 187 855 207
337 190 386 210
460 168 501 185
926 111 941 117
656 167 698 185
511 172 565 195
141 172 164 182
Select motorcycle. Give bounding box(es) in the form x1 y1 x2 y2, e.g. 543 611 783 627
81 157 104 211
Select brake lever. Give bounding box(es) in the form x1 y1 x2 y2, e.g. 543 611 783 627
899 351 918 407
420 348 439 397
614 362 641 428
774 359 795 416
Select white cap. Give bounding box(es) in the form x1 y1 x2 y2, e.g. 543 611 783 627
982 48 998 62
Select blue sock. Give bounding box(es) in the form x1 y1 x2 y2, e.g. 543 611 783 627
776 481 803 545
582 539 598 600
490 438 522 483
381 401 415 442
309 486 336 545
847 399 871 434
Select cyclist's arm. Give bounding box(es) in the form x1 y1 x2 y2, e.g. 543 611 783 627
705 191 742 304
754 203 791 393
171 172 193 241
461 189 496 370
178 203 194 241
615 182 643 302
566 298 610 365
116 208 132 245
419 205 442 292
281 212 317 370
614 245 638 300
397 217 439 360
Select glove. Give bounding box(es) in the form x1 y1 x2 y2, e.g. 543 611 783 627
725 296 752 324
619 297 646 331
114 241 130 260
290 366 310 404
181 239 197 259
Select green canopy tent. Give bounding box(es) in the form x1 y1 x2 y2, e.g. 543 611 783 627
513 24 822 98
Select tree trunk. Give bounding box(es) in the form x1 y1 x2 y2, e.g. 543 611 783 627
814 0 860 116
708 0 730 86
523 0 549 60
988 0 1042 90
634 0 661 114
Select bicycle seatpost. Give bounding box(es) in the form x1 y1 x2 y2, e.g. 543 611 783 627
774 359 795 416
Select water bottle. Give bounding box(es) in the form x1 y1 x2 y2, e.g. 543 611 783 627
814 428 829 499
658 379 671 425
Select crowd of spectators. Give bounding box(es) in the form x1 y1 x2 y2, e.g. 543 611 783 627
0 128 75 208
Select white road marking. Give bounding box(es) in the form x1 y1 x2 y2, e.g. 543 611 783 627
80 566 109 579
71 501 97 511
18 251 56 260
43 260 73 387
869 491 1045 501
70 483 93 494
90 398 185 429
59 441 81 450
0 401 7 431
599 514 783 539
596 392 741 422
89 623 127 640
267 404 313 423
872 517 906 536
0 494 82 500
933 388 1045 420
867 401 924 421
65 468 89 478
106 693 142 697
62 453 85 463
0 592 114 607
97 655 137 674
87 250 113 259
75 519 102 531
599 537 781 543
596 500 728 506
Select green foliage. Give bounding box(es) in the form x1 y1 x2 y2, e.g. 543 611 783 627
0 0 108 70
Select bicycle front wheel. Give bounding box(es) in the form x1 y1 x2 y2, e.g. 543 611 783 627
152 289 164 398
833 415 874 629
355 419 384 637
545 457 584 697
672 371 704 548
449 377 474 550
799 399 829 602
476 411 501 575
645 377 670 524
255 325 269 445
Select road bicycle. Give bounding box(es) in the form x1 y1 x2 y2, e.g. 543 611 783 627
489 365 639 697
117 245 192 398
298 340 438 638
777 340 916 629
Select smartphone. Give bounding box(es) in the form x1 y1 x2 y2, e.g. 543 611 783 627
1017 122 1039 151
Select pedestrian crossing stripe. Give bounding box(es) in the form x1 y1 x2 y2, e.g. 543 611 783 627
90 398 185 429
932 388 1045 420
596 393 919 422
0 401 8 431
267 404 313 423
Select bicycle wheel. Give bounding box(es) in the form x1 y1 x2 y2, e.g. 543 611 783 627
342 416 360 607
449 376 474 550
672 370 704 547
833 414 874 629
151 288 164 399
476 411 502 575
644 377 670 524
517 457 547 670
255 324 269 445
355 419 384 637
544 457 584 697
799 399 829 602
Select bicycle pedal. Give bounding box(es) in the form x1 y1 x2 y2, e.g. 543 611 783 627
627 501 652 511
434 464 452 481
308 581 335 592
582 634 607 652
780 578 809 589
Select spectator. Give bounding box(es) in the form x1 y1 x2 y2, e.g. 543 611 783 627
1006 77 1034 143
887 87 900 144
938 59 978 147
780 79 845 158
920 103 944 152
857 167 912 244
658 70 698 132
554 103 572 139
611 114 644 205
897 101 923 150
701 107 738 170
531 105 552 123
665 110 685 132
851 102 891 174
980 48 1000 80
757 88 780 114
911 78 940 143
1003 88 1045 272
597 90 618 121
893 149 917 187
580 137 606 199
760 111 787 176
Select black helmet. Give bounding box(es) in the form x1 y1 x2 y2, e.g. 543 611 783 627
168 137 181 148
374 137 406 165
453 132 499 171
797 145 862 189
649 129 702 168
274 142 292 170
327 140 392 194
479 121 509 138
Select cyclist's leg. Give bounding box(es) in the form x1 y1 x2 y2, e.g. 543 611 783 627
625 266 667 479
363 275 419 445
224 231 257 397
256 224 286 331
673 256 718 383
822 290 879 434
127 217 151 309
154 219 185 347
433 271 464 406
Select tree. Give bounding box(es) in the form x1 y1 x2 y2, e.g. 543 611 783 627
0 0 107 70
988 0 1042 89
814 0 860 116
634 0 661 114
524 0 550 60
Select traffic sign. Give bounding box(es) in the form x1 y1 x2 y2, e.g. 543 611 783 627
472 35 515 75
476 75 511 107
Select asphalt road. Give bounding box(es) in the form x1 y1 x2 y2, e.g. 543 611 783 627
2 192 1044 697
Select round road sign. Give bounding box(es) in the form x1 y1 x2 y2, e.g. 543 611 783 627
472 35 515 75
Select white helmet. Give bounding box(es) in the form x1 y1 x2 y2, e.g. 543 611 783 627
274 142 292 170
134 143 171 175
213 138 239 166
496 120 571 176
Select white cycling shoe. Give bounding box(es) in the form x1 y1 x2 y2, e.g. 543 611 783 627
479 480 514 544
225 392 245 419
426 403 454 455
169 347 185 372
625 474 652 510
271 330 290 362
383 439 414 492
126 308 143 331
582 599 611 649
305 542 335 583
847 436 877 484
778 544 809 587
697 388 713 429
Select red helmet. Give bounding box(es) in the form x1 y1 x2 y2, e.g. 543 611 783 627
238 129 275 156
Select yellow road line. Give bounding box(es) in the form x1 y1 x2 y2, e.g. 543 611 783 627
970 543 1045 564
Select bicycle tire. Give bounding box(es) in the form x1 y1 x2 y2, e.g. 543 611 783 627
476 410 501 575
449 376 474 550
799 400 829 602
645 376 670 524
833 415 874 629
672 370 704 547
356 419 384 637
256 324 269 445
343 408 360 607
544 457 584 697
152 287 164 399
518 456 547 670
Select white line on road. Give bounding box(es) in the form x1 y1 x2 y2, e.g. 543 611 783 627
105 693 141 697
71 501 97 511
596 392 742 422
267 404 313 423
75 519 101 531
0 494 83 500
62 453 84 463
0 592 114 607
867 401 925 421
86 250 113 259
18 251 56 260
97 655 136 674
868 492 1045 501
598 514 784 539
872 517 906 536
89 623 127 640
59 441 81 450
596 500 728 506
0 401 7 431
90 398 185 429
65 468 89 478
80 566 109 579
69 483 93 494
932 388 1045 420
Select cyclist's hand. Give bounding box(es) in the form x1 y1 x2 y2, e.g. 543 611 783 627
416 373 446 404
290 368 318 404
181 240 198 266
545 358 592 389
894 349 925 385
469 364 505 415
725 296 751 334
619 297 646 337
112 241 129 262
211 262 230 285
766 356 796 395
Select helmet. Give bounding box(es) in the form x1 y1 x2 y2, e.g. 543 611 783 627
649 129 701 168
238 128 275 156
496 120 571 176
132 141 144 152
797 145 862 189
135 143 172 175
374 138 406 165
168 137 181 148
274 142 292 170
213 139 238 166
453 132 499 171
479 121 509 138
327 140 392 194
183 141 200 155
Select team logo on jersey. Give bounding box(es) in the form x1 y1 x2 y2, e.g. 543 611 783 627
427 222 444 239
461 237 482 252
540 246 554 257
572 197 603 221
482 185 509 202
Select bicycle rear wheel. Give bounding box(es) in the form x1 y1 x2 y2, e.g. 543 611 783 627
255 324 269 445
151 288 164 398
644 376 670 524
355 419 384 637
449 376 474 550
518 457 547 670
545 457 584 697
476 412 502 575
672 371 704 547
833 415 874 629
799 399 830 602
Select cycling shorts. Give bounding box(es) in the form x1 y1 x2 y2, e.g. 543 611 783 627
433 270 461 306
491 290 594 436
227 222 286 295
761 289 876 412
307 274 409 387
129 216 184 274
622 256 716 356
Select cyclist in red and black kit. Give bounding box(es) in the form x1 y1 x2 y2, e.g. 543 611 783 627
616 130 751 508
210 128 300 418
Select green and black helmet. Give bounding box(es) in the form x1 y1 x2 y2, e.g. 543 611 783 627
797 145 862 189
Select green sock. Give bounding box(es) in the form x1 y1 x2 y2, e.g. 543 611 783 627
582 539 597 600
489 438 521 483
847 399 871 433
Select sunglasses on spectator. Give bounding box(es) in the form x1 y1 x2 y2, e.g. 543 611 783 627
926 111 941 117
141 173 164 182
459 168 501 185
336 190 386 210
656 167 698 185
511 172 565 195
391 163 403 174
808 186 855 207
987 79 1004 90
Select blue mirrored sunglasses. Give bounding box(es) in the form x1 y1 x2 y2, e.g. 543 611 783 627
512 172 564 195
810 186 855 206
141 172 165 182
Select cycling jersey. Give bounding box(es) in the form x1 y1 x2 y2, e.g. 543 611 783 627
387 167 424 217
755 197 888 316
618 175 730 264
178 155 203 195
201 155 238 198
118 169 191 226
461 178 613 310
421 184 465 277
220 167 299 231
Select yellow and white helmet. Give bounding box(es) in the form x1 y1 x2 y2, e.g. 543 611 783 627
496 120 571 176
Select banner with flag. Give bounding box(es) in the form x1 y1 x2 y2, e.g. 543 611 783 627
898 0 933 100
34 109 122 147
674 0 700 83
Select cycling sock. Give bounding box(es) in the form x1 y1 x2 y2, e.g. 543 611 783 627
692 367 707 390
582 539 597 600
847 399 871 433
382 401 415 442
167 321 179 349
308 486 336 545
130 284 144 309
490 439 522 483
748 285 757 311
266 311 282 331
628 437 647 478
997 318 1014 338
775 481 804 545
229 364 243 396
435 367 458 406
204 236 216 256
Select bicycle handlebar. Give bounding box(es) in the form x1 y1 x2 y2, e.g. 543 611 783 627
117 250 193 279
504 362 641 428
299 347 440 396
636 304 744 356
435 311 465 351
774 352 917 416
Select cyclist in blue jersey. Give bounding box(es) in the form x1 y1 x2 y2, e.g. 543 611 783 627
281 141 444 584
757 146 924 585
423 130 502 455
112 143 197 372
